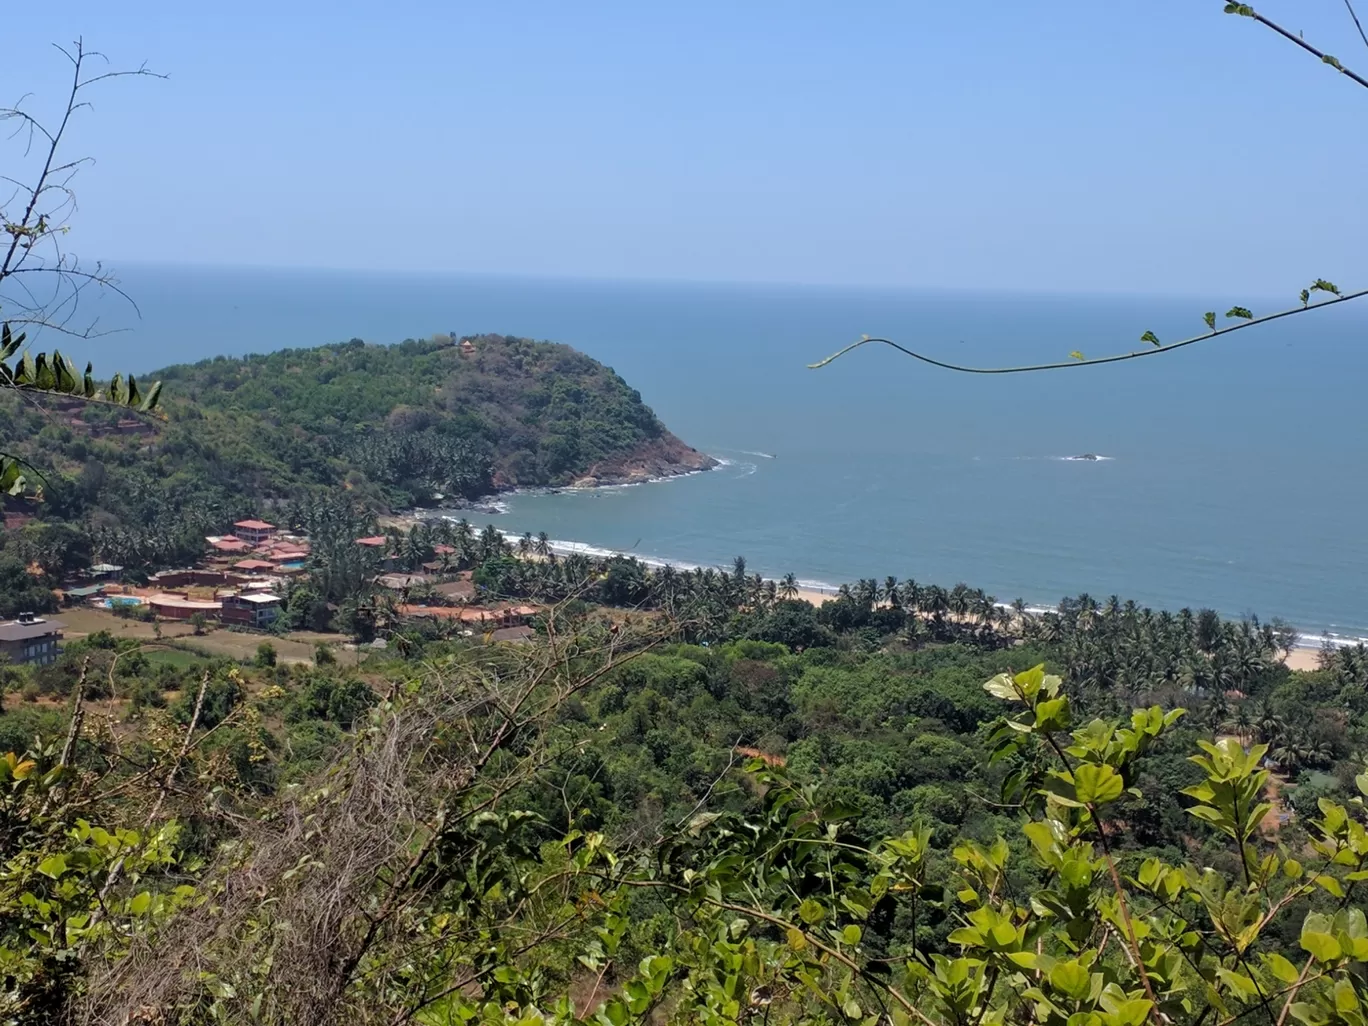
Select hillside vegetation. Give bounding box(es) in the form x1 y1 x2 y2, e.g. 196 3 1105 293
0 334 711 570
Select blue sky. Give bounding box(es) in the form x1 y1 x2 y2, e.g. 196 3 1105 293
8 1 1366 294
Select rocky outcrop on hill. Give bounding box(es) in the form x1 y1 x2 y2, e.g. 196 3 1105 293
570 435 717 488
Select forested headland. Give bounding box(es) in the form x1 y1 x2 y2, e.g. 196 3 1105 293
0 333 712 571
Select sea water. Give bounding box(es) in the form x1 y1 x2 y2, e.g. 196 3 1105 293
59 264 1368 643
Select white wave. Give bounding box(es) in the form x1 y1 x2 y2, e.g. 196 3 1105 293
448 527 1365 647
714 447 777 459
1300 631 1368 651
1058 454 1115 462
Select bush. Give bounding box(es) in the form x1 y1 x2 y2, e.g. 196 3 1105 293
255 642 277 668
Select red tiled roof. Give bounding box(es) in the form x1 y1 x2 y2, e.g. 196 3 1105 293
232 559 277 571
234 519 276 531
211 539 252 553
355 536 388 547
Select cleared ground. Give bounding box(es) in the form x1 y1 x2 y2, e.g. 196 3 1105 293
57 607 342 666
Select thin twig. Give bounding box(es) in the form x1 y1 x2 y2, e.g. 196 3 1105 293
96 670 211 907
1345 0 1368 50
37 658 88 816
1229 3 1368 89
809 289 1368 375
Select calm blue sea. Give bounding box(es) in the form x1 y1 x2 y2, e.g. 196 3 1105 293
55 264 1368 644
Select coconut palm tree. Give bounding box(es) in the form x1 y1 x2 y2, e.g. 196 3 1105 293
898 616 931 651
779 573 799 601
535 531 552 558
1255 702 1287 746
901 579 922 614
1232 704 1254 745
921 585 949 620
948 584 972 620
882 576 901 609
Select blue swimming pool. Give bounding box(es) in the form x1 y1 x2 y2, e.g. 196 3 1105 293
102 596 143 609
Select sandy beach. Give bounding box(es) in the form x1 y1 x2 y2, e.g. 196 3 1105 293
425 526 1339 671
1282 648 1322 672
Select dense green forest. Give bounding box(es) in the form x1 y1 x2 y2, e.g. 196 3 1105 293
2 535 1367 1023
0 334 709 571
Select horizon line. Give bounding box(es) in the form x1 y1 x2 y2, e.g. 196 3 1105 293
100 258 1332 307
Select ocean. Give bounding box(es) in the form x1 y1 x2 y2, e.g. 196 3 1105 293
55 263 1368 645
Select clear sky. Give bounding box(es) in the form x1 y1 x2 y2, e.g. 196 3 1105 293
8 1 1366 294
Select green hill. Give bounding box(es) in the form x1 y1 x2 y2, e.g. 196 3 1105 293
0 333 713 569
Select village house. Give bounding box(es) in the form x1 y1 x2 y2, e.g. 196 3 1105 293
0 613 64 666
207 535 252 555
233 519 278 546
220 592 283 628
231 559 278 573
376 572 431 591
148 593 223 621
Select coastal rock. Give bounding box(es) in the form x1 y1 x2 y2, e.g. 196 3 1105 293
580 435 717 487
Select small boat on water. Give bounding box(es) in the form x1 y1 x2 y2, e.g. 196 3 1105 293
1066 453 1102 461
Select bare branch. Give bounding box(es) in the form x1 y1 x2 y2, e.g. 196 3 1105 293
809 287 1368 375
1344 0 1368 51
1225 2 1368 89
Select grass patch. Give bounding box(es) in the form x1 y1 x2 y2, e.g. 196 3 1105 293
142 647 207 670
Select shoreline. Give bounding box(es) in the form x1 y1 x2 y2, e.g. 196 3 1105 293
399 516 1363 667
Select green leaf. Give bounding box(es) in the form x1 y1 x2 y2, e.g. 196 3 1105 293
129 891 152 915
37 855 67 879
797 898 826 925
1069 351 1086 362
1300 289 1310 307
1048 961 1092 1001
1140 330 1160 347
842 924 862 946
1301 930 1342 963
1225 306 1254 320
1203 311 1216 331
1264 952 1299 984
786 926 807 951
141 380 163 412
1216 969 1258 1000
1310 278 1341 296
1323 54 1343 70
1223 3 1255 14
1334 980 1358 1014
1074 763 1124 805
1312 874 1345 898
984 674 1019 702
0 324 22 362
